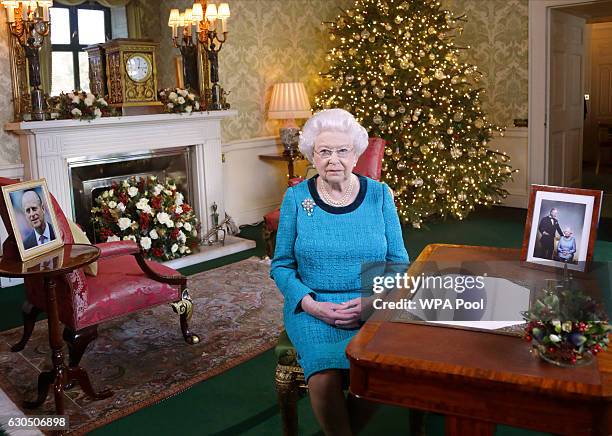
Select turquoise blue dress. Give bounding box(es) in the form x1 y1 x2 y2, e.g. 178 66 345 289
270 175 409 380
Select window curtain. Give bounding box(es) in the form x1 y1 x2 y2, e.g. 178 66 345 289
42 0 144 94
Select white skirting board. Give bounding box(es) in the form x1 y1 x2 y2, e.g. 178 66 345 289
0 388 43 436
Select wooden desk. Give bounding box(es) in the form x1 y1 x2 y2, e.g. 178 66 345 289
346 244 612 436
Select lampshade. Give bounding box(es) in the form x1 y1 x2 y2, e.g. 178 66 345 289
38 0 54 6
191 3 203 22
205 3 217 22
268 82 312 120
178 12 185 27
168 8 180 26
184 7 193 24
1 1 19 6
217 3 230 19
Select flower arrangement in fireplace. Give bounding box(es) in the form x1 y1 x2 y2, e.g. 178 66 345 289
158 88 200 114
91 176 200 261
49 91 114 121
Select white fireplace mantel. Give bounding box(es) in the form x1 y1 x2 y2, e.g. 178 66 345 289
5 111 237 235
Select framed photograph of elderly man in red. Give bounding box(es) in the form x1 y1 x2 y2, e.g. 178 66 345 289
1 179 63 261
521 185 603 272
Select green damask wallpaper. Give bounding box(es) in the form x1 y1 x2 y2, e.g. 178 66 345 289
0 0 528 165
442 0 528 128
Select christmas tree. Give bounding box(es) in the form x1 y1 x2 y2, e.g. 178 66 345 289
315 0 514 228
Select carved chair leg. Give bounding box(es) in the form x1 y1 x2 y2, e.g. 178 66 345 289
262 225 277 259
11 301 42 352
170 288 200 345
275 364 299 436
62 325 98 367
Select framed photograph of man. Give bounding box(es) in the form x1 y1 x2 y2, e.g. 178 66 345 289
521 185 603 272
1 179 63 261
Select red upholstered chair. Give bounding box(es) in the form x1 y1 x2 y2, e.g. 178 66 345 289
262 137 386 258
0 177 199 379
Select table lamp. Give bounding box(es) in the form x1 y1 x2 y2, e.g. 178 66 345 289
268 82 311 156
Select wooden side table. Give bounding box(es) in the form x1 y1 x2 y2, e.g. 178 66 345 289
0 244 112 416
259 152 305 181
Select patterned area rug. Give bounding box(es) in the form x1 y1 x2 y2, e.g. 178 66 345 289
0 258 282 435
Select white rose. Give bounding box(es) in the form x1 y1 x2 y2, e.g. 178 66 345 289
171 243 179 253
97 98 108 106
169 92 178 100
84 97 95 106
136 198 149 210
153 184 164 196
71 96 81 104
128 186 139 197
185 106 192 113
184 222 192 232
140 237 152 250
142 205 153 215
102 191 109 198
178 230 186 243
179 245 187 254
117 202 126 212
178 89 188 97
123 235 137 242
106 235 121 242
186 248 192 254
177 96 185 105
188 93 195 100
176 221 184 228
191 230 198 237
94 108 102 118
108 201 117 209
157 212 170 225
175 192 184 206
149 229 159 239
118 217 132 231
71 108 82 117
175 205 183 214
167 103 174 109
109 189 114 196
167 220 174 228
195 101 200 110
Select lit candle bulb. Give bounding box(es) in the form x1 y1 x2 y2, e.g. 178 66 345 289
218 3 230 33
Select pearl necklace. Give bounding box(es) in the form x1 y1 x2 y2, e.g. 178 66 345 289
319 175 356 207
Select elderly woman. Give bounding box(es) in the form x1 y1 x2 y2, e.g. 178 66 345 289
556 226 576 262
270 108 409 435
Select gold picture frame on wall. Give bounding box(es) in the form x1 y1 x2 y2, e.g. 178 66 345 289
1 179 64 261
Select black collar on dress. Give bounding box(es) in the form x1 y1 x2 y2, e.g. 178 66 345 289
307 174 367 214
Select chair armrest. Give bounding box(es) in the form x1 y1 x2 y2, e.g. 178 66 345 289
288 177 304 187
96 240 140 259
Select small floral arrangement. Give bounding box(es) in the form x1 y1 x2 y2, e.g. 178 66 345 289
91 176 200 261
523 287 611 366
159 88 200 114
50 91 113 120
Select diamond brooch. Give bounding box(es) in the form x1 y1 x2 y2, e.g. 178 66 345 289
301 198 315 216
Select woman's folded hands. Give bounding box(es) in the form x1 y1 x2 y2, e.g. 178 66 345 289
301 295 362 329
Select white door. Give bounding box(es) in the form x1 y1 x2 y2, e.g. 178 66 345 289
548 9 585 187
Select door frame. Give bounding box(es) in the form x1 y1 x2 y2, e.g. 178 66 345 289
529 0 599 186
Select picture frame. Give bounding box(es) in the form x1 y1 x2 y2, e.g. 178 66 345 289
521 185 603 272
1 179 64 261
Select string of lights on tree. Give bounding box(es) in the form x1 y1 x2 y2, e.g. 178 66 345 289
314 0 515 228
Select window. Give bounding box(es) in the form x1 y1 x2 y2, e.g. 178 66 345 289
50 3 111 96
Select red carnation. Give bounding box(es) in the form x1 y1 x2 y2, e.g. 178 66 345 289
119 193 129 205
151 196 162 210
170 228 180 240
139 212 150 230
152 247 164 258
182 204 191 213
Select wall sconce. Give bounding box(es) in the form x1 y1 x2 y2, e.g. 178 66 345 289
2 0 53 121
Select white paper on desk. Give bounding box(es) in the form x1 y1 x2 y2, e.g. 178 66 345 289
405 275 531 330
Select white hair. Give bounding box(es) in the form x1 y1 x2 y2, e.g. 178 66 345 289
564 226 572 233
298 108 369 162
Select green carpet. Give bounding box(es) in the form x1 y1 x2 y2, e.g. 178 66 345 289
1 206 610 436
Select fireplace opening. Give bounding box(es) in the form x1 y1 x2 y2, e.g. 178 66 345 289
69 148 193 242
